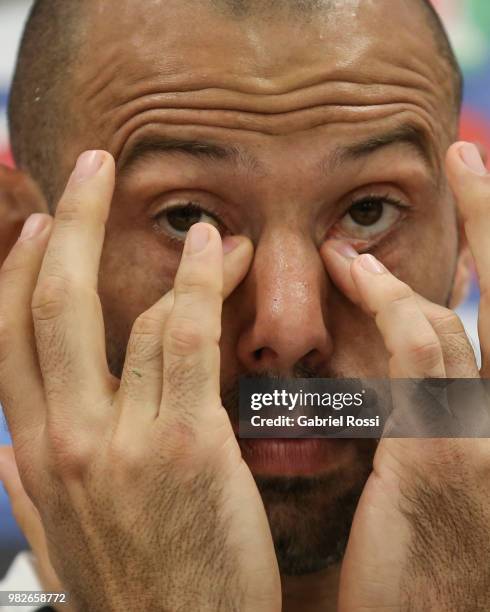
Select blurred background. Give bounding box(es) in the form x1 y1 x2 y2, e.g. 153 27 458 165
0 0 489 577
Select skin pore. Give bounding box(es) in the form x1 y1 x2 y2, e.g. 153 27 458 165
8 1 466 610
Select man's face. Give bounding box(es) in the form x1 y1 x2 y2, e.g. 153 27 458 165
57 0 460 573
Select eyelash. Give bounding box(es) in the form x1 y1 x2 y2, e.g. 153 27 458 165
152 201 226 238
153 194 409 242
350 193 404 208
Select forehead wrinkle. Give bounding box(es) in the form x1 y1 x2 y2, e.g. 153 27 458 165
92 69 448 161
76 25 450 144
106 61 439 106
68 0 457 163
79 32 444 115
94 69 441 130
109 102 440 163
77 45 124 108
102 85 442 161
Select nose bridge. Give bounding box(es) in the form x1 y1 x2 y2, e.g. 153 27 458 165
259 231 319 319
237 228 333 373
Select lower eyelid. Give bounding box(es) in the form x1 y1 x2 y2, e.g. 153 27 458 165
329 212 406 251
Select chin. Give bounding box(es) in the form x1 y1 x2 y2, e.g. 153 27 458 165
242 438 376 575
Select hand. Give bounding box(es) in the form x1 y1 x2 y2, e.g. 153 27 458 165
0 447 74 612
322 142 490 611
0 151 280 611
0 166 48 264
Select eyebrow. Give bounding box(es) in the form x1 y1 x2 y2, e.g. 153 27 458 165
118 135 260 176
118 123 434 179
327 124 434 173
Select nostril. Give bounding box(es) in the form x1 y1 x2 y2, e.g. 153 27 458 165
304 349 317 362
252 347 279 364
253 348 263 361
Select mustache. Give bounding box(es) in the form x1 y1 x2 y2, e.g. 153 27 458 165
221 362 344 425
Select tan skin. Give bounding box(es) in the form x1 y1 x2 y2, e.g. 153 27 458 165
77 0 459 381
1 1 490 610
0 167 47 262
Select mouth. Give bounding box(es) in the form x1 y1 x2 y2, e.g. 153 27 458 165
237 437 358 477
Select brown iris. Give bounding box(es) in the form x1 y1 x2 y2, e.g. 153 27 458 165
348 199 384 226
166 204 202 233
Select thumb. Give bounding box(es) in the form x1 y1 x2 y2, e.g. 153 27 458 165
446 142 490 371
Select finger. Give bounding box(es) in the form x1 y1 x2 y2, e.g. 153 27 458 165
414 294 479 378
351 253 445 378
321 239 360 305
322 240 479 378
32 151 115 423
161 222 224 422
0 447 63 593
0 214 52 444
119 235 253 422
446 142 490 374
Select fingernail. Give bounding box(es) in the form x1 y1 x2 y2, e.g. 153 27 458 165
358 254 386 274
459 143 487 176
19 213 49 241
72 150 105 181
222 236 241 255
332 241 358 260
187 223 210 254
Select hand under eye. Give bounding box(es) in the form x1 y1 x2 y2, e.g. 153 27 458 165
320 142 490 612
0 151 280 612
154 201 225 240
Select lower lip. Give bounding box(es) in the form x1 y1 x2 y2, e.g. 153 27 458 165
238 438 357 477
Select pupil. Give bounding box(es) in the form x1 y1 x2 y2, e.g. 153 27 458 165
167 206 202 232
349 200 383 226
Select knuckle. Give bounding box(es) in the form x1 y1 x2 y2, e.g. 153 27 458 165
430 310 465 336
378 284 414 321
32 275 71 321
164 317 206 356
406 338 443 370
176 270 222 297
55 195 84 225
389 282 415 306
154 415 198 463
109 433 146 476
46 427 93 480
124 318 163 373
131 313 163 338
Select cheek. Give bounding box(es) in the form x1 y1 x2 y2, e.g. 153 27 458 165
219 298 247 381
327 294 391 377
98 225 178 350
374 206 458 305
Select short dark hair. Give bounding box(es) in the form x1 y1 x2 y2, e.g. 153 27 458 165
419 0 463 106
8 0 83 205
8 0 463 206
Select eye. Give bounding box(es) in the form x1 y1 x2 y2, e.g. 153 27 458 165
154 202 223 239
335 196 404 241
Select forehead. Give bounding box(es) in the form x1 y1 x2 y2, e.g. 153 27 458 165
72 0 455 164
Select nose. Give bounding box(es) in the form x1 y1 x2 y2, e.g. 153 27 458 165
236 231 333 375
